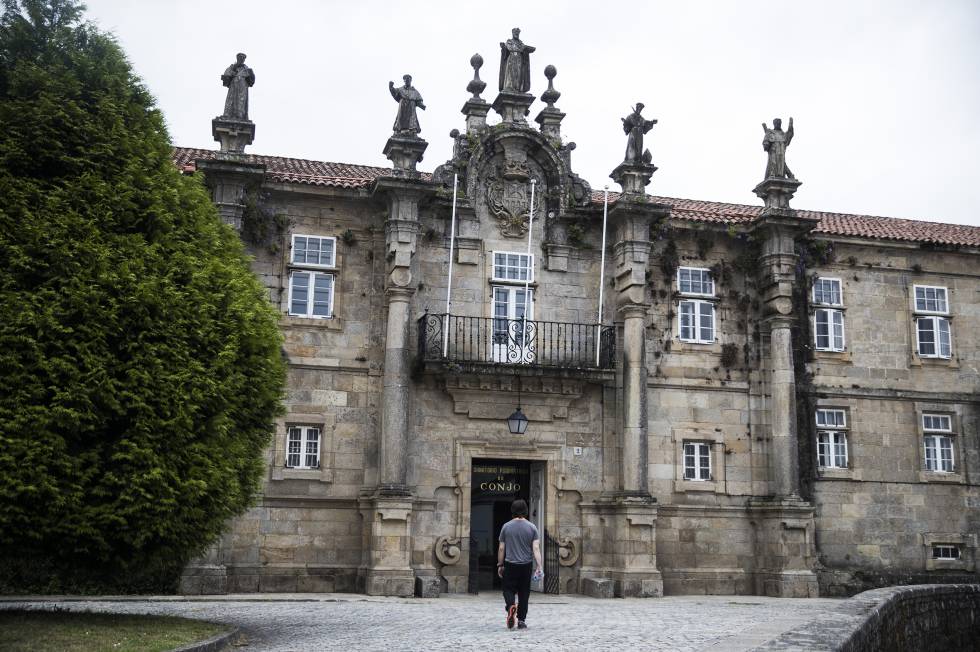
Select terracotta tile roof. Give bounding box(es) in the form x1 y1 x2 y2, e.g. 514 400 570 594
590 190 980 248
173 147 402 189
173 147 980 247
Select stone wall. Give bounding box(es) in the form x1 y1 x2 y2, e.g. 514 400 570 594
761 584 980 651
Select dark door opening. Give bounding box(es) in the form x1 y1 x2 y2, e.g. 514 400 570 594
469 459 530 591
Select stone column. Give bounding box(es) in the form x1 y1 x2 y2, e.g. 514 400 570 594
769 315 799 497
619 303 648 492
195 157 265 232
380 286 413 491
362 176 428 596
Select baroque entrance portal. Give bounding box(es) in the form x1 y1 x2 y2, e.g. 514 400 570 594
468 459 546 592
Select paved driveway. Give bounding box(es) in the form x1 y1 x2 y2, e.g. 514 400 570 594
2 593 844 651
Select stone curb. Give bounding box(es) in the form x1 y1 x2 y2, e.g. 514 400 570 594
170 626 239 652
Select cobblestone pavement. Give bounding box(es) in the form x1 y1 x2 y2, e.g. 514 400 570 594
1 593 845 651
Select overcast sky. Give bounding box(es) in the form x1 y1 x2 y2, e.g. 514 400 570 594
84 0 980 226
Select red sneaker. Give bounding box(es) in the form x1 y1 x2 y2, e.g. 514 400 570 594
506 604 517 629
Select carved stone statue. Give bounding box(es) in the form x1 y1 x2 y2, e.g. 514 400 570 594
762 117 795 179
499 27 535 93
221 53 255 121
389 75 426 136
622 103 657 165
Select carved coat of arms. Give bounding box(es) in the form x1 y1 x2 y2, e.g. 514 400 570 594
485 161 544 238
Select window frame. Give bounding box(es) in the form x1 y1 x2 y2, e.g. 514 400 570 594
491 251 535 284
915 315 951 358
923 433 955 473
812 277 843 307
814 308 846 352
683 441 712 481
931 545 960 560
677 267 715 297
290 234 337 269
678 299 715 344
287 270 335 319
285 425 321 470
815 408 849 469
912 285 949 315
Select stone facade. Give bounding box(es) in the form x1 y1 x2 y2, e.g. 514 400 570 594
178 35 979 598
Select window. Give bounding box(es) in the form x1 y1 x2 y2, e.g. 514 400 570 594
683 442 711 481
812 278 845 352
286 426 320 469
816 409 848 469
923 413 954 473
814 309 845 352
677 267 714 296
914 286 948 314
812 278 842 306
913 285 951 358
289 271 334 318
492 252 533 282
288 234 337 319
932 545 960 560
291 235 336 267
916 316 951 358
678 300 714 343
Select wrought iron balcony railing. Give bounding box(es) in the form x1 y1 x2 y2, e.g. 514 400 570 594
418 313 616 371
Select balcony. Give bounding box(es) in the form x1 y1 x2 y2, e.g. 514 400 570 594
417 313 616 374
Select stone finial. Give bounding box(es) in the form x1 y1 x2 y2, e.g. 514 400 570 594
540 65 560 108
610 103 658 195
466 53 487 100
212 52 256 153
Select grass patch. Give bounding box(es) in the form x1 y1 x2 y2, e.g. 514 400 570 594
0 609 229 652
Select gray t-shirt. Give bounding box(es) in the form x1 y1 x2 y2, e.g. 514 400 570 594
500 518 539 564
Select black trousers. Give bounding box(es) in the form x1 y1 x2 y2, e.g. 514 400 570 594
502 561 533 621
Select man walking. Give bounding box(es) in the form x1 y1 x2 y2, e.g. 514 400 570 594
497 499 543 630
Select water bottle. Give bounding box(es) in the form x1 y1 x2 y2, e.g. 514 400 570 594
532 568 544 582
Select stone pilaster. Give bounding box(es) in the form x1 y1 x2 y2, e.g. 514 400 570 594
579 496 663 598
358 494 416 596
195 156 266 231
748 498 820 597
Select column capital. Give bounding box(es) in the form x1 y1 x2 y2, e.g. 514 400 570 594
617 303 650 320
385 286 415 303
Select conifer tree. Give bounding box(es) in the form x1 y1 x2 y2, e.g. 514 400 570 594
0 0 286 591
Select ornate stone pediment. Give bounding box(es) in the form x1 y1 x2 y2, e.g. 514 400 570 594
485 164 545 238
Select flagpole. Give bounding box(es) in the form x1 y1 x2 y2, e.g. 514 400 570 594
523 179 536 322
596 186 609 367
442 173 459 357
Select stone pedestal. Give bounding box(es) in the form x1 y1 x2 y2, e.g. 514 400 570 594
195 156 266 231
383 135 428 176
491 91 535 125
610 161 657 196
579 495 663 598
535 106 565 140
212 117 255 154
359 493 416 597
461 99 490 134
748 497 820 597
753 177 802 209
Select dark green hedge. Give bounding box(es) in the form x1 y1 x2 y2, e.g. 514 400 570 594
0 0 286 592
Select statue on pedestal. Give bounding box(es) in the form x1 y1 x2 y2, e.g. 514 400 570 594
389 75 426 136
221 53 255 121
622 103 656 165
499 27 535 93
762 117 795 179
